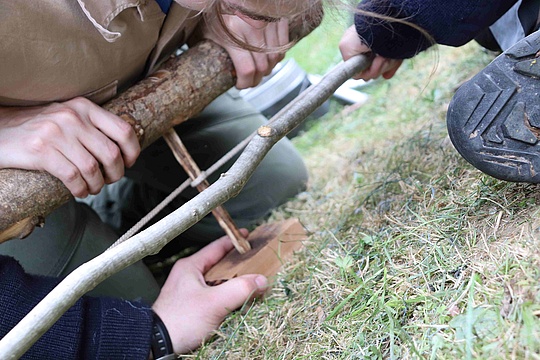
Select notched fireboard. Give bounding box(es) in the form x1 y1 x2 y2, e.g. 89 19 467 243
204 218 307 286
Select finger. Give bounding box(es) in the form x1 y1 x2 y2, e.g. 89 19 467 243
40 149 90 198
228 46 257 89
78 128 125 184
0 104 94 197
89 108 140 168
277 19 289 46
339 25 370 61
251 51 269 84
359 56 386 80
189 229 250 273
263 22 284 71
208 274 268 317
29 111 107 194
7 136 90 198
270 19 288 65
242 28 268 86
69 98 140 167
56 138 105 195
274 19 289 64
382 60 403 79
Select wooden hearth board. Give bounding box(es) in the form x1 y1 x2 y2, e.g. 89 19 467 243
204 218 307 285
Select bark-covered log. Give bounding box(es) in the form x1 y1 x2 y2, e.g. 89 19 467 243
0 7 323 241
0 41 234 241
0 54 372 359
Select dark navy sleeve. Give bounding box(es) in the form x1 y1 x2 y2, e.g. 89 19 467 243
0 255 153 359
354 0 519 58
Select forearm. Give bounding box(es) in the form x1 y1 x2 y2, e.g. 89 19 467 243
354 0 518 59
0 256 153 359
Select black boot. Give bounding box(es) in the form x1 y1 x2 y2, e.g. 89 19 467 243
447 30 540 182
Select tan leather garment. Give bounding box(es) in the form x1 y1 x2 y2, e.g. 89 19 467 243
0 0 199 106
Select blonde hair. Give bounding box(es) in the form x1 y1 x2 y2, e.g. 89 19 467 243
199 0 434 55
200 0 324 53
332 0 435 49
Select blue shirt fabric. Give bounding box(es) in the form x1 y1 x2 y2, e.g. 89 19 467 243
0 256 153 359
355 0 519 58
155 0 174 14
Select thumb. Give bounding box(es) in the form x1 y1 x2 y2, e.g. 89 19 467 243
209 274 268 317
339 25 369 61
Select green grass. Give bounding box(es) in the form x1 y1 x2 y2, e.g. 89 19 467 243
286 7 351 75
189 12 540 360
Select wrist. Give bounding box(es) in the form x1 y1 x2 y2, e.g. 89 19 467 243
150 310 177 360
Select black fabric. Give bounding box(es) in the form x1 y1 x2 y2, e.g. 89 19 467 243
475 28 502 52
154 0 173 13
355 0 518 58
151 311 174 358
475 0 540 52
518 0 540 33
0 256 153 359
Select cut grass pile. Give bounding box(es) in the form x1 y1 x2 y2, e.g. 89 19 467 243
190 17 540 360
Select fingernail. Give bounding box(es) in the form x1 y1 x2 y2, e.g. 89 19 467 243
255 275 268 290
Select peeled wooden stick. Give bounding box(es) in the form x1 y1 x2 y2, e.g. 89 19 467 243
163 129 251 253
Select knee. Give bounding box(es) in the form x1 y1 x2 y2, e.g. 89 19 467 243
277 154 309 198
249 143 309 209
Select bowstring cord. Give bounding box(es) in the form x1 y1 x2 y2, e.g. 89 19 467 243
108 130 256 249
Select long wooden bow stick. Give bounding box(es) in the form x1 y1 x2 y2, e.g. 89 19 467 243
0 54 373 359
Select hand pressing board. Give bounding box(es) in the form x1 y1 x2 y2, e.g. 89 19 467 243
205 218 307 285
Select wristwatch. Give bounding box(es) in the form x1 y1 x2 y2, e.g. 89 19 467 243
151 310 177 360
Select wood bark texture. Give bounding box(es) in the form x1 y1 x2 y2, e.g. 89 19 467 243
0 41 235 239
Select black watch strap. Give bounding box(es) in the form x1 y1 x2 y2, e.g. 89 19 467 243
151 310 176 360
